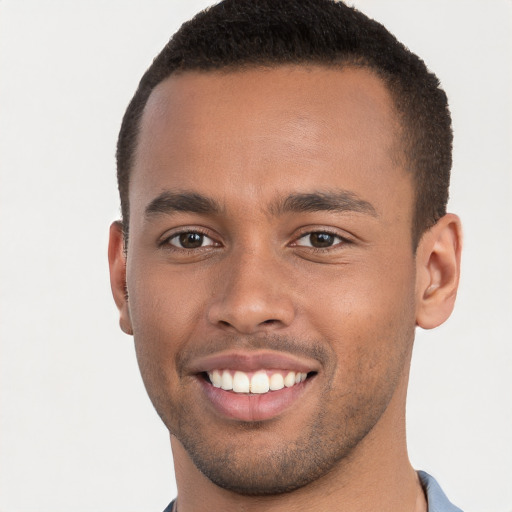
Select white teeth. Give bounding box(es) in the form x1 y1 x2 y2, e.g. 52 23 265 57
221 371 233 390
208 369 309 394
250 371 270 394
211 370 222 388
233 371 250 393
269 373 285 391
284 371 296 388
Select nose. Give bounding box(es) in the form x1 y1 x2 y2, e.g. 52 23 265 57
207 248 296 334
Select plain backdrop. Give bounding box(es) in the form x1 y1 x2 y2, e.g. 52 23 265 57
1 1 511 511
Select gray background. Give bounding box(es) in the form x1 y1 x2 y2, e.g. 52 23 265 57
1 1 511 511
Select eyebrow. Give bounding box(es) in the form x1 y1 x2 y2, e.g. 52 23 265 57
271 191 378 217
144 189 377 220
144 191 222 218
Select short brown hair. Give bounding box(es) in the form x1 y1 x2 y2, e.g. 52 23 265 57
117 0 452 247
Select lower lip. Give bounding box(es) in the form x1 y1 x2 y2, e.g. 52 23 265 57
199 376 313 422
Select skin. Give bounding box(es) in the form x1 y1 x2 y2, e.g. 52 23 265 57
109 66 462 512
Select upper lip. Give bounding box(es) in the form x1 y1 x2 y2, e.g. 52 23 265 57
187 350 321 375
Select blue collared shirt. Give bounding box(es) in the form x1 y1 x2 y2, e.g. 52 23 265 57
163 471 463 511
419 471 463 512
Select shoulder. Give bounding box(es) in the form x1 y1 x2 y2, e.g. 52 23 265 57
162 499 175 512
418 471 463 512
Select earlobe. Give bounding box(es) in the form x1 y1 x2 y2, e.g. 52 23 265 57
415 214 462 330
108 221 133 335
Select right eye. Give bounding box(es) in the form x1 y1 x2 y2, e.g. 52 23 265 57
295 231 344 249
167 232 217 249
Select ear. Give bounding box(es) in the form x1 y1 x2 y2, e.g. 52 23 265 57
108 221 133 335
415 213 462 329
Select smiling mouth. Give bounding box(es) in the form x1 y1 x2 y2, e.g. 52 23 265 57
193 353 320 421
204 369 316 394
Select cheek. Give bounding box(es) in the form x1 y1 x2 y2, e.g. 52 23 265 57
302 255 417 371
126 264 210 387
127 259 208 333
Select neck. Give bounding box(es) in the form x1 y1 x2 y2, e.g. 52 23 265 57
170 361 426 512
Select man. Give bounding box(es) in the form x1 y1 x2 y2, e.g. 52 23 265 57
108 0 463 510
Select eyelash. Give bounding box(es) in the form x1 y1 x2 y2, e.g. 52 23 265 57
159 228 352 253
292 229 352 251
160 228 219 251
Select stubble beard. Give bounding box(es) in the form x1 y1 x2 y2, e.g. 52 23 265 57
164 374 402 496
139 328 413 497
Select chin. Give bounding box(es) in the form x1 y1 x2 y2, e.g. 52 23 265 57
172 407 376 497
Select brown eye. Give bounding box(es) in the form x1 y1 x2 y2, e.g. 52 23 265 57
309 233 336 247
295 232 343 248
169 232 214 249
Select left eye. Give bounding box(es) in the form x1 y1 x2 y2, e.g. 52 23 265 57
168 232 216 249
295 232 343 248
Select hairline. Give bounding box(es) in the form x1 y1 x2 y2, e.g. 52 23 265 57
122 59 419 249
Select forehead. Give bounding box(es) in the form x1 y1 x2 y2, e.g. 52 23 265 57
131 65 409 220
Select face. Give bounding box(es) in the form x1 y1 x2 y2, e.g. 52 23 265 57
120 66 418 494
